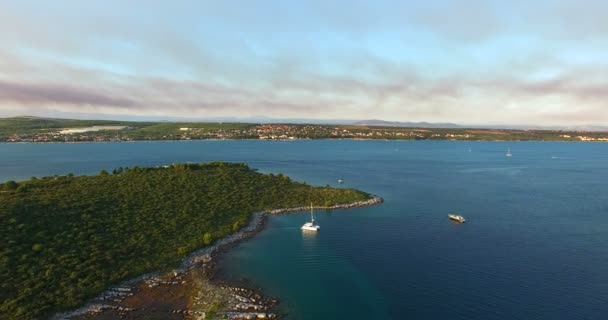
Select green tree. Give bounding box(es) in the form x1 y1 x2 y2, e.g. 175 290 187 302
16 184 28 193
203 232 213 245
2 180 18 190
177 246 188 256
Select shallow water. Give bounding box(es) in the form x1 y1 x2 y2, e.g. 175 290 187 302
2 140 608 319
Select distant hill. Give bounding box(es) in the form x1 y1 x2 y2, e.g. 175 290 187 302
352 119 462 128
3 115 608 132
351 119 608 132
560 125 608 132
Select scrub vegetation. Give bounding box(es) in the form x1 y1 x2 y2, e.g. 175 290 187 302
0 162 370 319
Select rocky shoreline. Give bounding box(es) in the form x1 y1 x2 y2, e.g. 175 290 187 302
55 195 383 320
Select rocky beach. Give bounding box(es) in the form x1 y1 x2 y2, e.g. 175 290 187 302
55 196 383 320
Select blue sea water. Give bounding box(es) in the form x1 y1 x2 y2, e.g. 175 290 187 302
1 140 608 319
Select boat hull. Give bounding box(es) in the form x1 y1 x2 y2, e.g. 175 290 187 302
448 215 466 223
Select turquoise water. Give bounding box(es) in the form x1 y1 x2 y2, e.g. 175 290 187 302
2 140 608 319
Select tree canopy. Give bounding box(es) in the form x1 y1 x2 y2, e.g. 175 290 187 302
0 162 370 319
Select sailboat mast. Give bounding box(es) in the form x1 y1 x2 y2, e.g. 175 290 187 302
310 202 314 222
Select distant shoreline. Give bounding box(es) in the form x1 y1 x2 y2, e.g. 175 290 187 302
4 117 608 143
1 138 607 144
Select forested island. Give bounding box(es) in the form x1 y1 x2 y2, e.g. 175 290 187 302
0 162 373 319
3 116 608 143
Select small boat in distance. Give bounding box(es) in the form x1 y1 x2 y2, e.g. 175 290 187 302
301 203 320 231
506 148 513 157
448 214 466 223
338 178 344 184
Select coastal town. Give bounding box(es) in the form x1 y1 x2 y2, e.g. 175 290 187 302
3 117 608 143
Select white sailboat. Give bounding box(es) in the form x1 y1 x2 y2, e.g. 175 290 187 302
506 148 513 157
301 203 320 231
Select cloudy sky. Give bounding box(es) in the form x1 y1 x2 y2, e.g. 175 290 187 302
1 0 607 125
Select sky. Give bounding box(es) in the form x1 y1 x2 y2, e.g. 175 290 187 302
0 0 607 125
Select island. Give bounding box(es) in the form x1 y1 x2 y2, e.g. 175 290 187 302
0 162 381 319
2 116 608 143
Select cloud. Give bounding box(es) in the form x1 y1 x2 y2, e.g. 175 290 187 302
1 53 607 125
0 1 607 125
0 80 136 108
